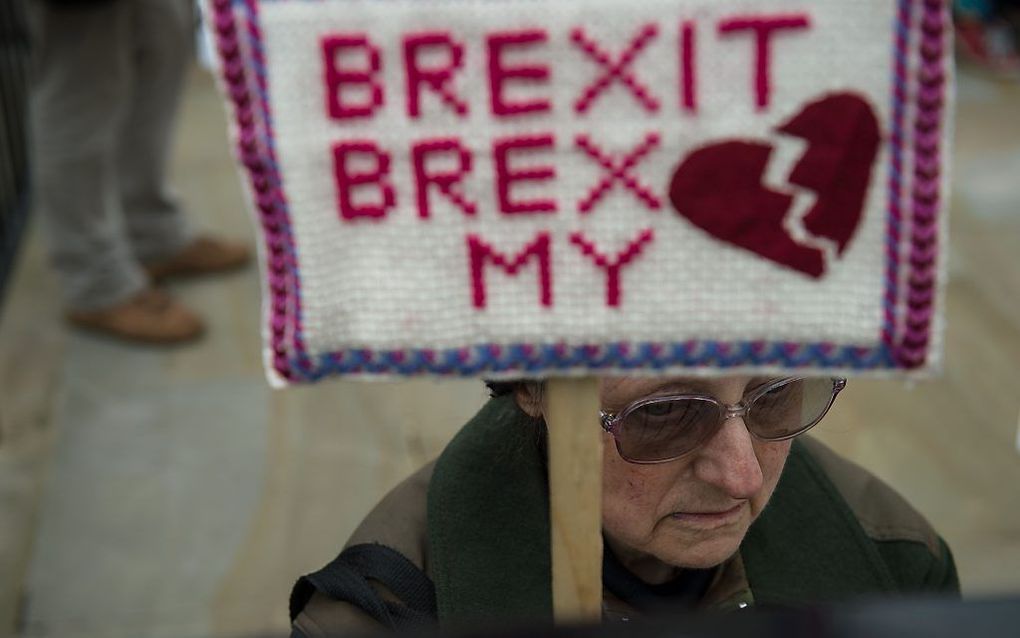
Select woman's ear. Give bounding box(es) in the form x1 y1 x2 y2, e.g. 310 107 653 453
513 382 544 418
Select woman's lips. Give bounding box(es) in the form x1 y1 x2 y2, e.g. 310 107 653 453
668 503 746 528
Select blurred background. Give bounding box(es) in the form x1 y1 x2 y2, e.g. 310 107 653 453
1 1 1019 636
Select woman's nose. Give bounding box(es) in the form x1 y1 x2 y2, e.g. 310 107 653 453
691 416 764 500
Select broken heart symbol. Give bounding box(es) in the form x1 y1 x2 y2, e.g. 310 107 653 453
668 93 881 278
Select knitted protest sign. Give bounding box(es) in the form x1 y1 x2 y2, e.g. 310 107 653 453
206 0 951 384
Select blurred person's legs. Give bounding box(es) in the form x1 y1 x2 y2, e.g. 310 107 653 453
29 0 247 343
117 0 194 266
118 0 249 282
29 1 148 313
116 0 248 277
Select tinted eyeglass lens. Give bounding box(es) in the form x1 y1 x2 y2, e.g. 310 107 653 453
617 398 721 462
746 378 835 439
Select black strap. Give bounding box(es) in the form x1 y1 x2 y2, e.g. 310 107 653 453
289 543 437 630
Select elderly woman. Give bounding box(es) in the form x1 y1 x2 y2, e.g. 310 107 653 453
289 375 958 634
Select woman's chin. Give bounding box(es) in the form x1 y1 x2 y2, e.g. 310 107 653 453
666 548 737 570
654 527 747 570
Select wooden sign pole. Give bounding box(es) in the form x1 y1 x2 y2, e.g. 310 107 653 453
546 377 604 622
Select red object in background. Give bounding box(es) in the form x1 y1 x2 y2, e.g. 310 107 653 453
954 14 1020 77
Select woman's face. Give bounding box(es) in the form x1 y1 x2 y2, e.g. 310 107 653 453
596 375 792 582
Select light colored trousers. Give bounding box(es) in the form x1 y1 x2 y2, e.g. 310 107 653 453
29 0 195 311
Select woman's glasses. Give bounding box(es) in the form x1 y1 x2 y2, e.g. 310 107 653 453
599 377 847 464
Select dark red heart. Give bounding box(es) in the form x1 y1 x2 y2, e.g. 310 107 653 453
668 93 881 278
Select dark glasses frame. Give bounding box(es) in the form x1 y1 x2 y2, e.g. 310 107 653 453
599 376 848 464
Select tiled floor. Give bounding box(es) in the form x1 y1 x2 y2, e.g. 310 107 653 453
1 63 1018 637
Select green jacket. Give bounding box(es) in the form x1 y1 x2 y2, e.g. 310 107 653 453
292 396 958 634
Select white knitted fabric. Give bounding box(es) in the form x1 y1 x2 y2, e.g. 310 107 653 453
219 0 949 381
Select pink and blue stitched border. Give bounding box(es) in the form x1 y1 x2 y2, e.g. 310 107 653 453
209 0 946 381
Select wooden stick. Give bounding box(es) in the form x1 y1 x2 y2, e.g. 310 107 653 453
545 377 603 622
